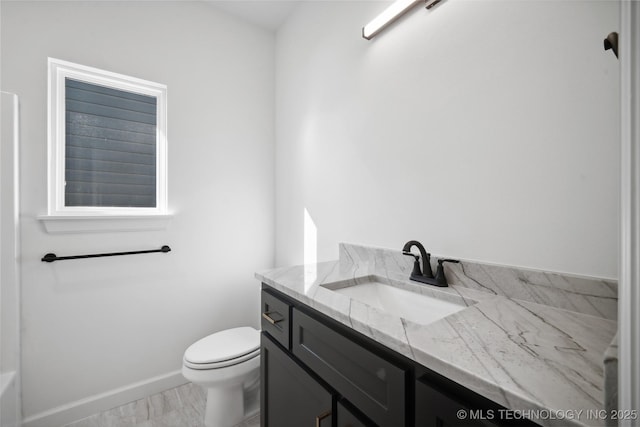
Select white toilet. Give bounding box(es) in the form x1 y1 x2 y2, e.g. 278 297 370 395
182 326 260 427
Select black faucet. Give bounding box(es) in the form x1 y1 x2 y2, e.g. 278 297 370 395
402 240 459 287
402 240 433 279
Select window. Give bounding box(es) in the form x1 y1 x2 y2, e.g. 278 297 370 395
47 58 167 217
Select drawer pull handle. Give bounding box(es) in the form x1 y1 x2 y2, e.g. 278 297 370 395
315 410 331 427
262 312 283 325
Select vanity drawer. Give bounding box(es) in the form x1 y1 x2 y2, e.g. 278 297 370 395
261 289 291 349
292 308 407 427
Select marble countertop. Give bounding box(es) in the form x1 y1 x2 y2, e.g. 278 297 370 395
256 244 618 427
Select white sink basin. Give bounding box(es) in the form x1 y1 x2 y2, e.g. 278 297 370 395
330 278 467 325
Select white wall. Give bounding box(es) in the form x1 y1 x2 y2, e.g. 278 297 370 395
275 0 620 279
1 1 274 424
1 91 21 427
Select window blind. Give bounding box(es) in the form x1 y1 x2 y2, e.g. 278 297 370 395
64 78 157 208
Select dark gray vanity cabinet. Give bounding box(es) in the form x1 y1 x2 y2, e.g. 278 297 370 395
416 376 499 427
260 287 405 427
260 285 539 427
261 330 371 427
337 401 369 427
292 308 406 426
261 333 333 427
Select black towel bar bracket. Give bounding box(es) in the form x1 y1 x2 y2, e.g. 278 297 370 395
42 245 171 263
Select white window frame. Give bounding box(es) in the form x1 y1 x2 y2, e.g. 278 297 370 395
47 58 168 217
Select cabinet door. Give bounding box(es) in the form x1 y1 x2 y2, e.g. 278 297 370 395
261 333 333 427
337 400 371 427
415 376 499 427
292 308 406 427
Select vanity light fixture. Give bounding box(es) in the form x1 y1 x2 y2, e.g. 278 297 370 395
362 0 443 40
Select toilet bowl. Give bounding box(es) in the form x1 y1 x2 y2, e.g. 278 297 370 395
182 327 260 427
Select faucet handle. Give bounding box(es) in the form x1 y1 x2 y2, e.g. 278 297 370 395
402 251 423 277
402 251 418 260
435 259 460 286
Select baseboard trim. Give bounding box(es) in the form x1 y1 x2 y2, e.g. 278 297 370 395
22 370 187 427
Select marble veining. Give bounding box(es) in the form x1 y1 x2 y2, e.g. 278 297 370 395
257 243 618 427
341 243 618 320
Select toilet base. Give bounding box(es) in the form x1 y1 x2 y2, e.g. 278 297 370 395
205 385 244 427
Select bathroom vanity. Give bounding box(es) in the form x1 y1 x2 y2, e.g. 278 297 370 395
261 285 533 426
257 244 618 427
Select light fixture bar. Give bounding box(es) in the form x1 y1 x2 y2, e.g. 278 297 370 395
362 0 422 40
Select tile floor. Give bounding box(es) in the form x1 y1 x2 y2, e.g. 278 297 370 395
64 383 260 427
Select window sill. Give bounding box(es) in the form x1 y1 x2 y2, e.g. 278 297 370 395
38 214 173 234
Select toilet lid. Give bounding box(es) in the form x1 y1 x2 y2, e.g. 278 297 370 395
184 327 260 365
